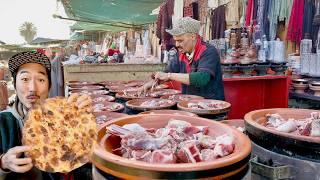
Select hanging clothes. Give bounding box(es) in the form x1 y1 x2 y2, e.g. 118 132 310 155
279 0 293 23
225 0 240 26
257 0 265 34
268 0 281 40
184 0 194 17
172 0 184 24
245 0 254 26
198 0 208 24
49 55 65 98
287 0 305 45
302 0 316 39
212 5 226 39
252 0 259 23
263 0 271 40
156 0 175 49
192 1 199 20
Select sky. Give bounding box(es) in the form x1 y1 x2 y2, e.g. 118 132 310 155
0 0 72 44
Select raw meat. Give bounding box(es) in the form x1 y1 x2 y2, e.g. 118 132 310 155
106 120 235 164
275 119 297 133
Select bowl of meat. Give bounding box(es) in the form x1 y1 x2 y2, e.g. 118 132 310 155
93 102 124 113
92 114 252 179
91 95 115 103
116 91 150 101
139 110 198 117
244 108 320 162
160 94 204 103
148 89 181 98
93 111 129 128
126 98 176 112
69 90 109 96
177 99 231 115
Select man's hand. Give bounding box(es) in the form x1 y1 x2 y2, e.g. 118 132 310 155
137 80 156 96
154 72 170 81
1 146 33 173
68 93 93 112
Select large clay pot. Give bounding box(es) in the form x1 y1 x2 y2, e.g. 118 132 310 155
0 81 8 111
177 99 231 115
139 109 198 117
244 108 320 162
92 114 252 179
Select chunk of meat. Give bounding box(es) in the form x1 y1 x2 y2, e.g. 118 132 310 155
213 134 235 158
150 150 177 164
166 119 191 129
177 140 202 163
201 149 216 162
275 119 297 133
311 119 320 137
266 113 285 127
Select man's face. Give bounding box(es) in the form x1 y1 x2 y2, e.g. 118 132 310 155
173 33 197 54
15 63 49 109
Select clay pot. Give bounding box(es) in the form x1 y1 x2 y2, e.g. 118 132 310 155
116 91 149 101
91 95 115 103
292 83 308 93
93 102 124 113
221 119 245 129
0 81 8 110
125 98 176 111
92 114 252 179
292 79 308 85
149 89 181 98
160 94 204 103
139 110 198 117
93 111 128 129
69 90 109 96
177 99 231 115
68 85 104 91
309 84 320 96
244 108 320 162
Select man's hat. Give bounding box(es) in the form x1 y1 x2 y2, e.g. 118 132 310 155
166 17 201 36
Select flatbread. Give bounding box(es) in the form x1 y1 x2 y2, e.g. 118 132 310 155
22 97 97 173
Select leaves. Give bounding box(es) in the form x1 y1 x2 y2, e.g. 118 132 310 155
19 22 37 44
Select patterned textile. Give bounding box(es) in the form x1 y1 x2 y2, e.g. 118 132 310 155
166 17 201 36
9 51 51 77
212 5 226 39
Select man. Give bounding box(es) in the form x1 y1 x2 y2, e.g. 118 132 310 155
0 51 92 179
142 17 225 100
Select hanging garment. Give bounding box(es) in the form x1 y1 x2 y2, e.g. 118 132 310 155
172 0 184 24
184 0 194 17
192 2 199 20
279 0 293 23
212 5 226 39
225 0 240 26
263 0 271 40
49 55 65 98
269 0 281 40
198 0 208 24
287 0 305 45
252 0 259 23
302 0 316 39
245 0 254 26
257 0 265 34
156 0 175 49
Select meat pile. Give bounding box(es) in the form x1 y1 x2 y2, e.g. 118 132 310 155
140 99 174 107
106 120 235 164
168 95 193 102
187 102 225 110
149 90 179 97
93 103 122 112
265 112 320 137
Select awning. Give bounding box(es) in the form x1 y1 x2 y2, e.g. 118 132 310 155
61 0 164 32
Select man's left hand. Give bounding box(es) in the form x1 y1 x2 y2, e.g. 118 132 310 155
67 93 93 112
154 72 170 81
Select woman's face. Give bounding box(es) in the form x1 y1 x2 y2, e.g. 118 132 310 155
15 63 49 109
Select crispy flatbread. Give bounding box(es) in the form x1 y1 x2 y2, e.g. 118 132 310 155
22 97 97 173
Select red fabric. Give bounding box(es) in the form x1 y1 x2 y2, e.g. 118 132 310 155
245 0 254 26
108 49 120 56
62 173 73 180
179 36 207 73
287 0 305 45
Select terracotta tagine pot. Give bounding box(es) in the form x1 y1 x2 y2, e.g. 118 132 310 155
91 95 115 103
177 99 231 115
160 94 204 103
92 114 252 179
244 108 320 162
139 109 198 117
125 98 176 112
